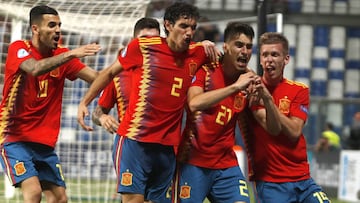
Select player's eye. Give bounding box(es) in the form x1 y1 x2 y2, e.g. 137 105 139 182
237 42 252 49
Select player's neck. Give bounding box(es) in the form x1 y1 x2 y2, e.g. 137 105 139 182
262 76 283 88
222 58 246 83
166 38 187 53
32 39 53 57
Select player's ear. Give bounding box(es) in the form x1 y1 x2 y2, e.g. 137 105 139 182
164 20 173 32
284 54 290 65
31 24 39 35
223 43 228 53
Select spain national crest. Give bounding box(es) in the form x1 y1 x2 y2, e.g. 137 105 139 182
14 162 26 176
234 93 246 112
180 185 191 199
188 61 197 77
279 96 290 114
50 68 60 77
121 171 133 186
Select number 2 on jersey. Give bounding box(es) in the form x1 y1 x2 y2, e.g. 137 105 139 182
171 77 183 97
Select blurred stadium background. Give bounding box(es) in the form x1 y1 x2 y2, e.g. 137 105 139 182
0 0 359 202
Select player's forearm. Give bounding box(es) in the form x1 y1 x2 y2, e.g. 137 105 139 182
92 106 105 126
21 52 75 76
83 80 111 107
263 97 282 135
278 115 303 142
189 85 240 112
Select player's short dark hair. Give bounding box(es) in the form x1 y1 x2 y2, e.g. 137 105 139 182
30 5 58 27
223 22 254 43
163 2 200 35
259 32 289 55
133 17 160 38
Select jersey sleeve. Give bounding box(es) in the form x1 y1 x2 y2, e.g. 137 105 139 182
98 81 116 109
290 86 309 121
6 40 33 74
54 47 86 81
64 58 86 81
191 66 207 88
118 38 142 71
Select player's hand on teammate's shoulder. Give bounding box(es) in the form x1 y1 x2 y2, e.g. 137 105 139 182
201 40 221 62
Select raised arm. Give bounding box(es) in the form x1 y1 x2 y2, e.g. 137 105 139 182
250 81 282 136
20 43 100 76
188 71 256 112
250 81 305 142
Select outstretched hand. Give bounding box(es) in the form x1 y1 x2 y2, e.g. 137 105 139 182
77 102 93 131
70 43 101 58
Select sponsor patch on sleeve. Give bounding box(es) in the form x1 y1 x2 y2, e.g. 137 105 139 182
17 48 29 58
121 46 128 58
300 105 308 114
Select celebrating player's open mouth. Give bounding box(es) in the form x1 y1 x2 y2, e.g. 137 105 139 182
236 56 248 67
54 35 60 46
264 65 276 74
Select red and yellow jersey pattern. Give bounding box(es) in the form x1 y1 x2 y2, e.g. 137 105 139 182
248 78 311 182
0 40 85 147
186 63 247 169
97 70 132 122
117 36 209 145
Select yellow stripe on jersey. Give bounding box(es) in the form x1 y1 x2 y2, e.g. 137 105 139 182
126 45 151 139
138 37 162 46
113 76 126 122
201 65 212 92
0 73 23 145
189 42 203 49
284 78 308 89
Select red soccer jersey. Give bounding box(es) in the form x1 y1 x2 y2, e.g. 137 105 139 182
247 78 311 182
186 63 247 169
97 70 132 122
117 36 208 146
0 40 85 147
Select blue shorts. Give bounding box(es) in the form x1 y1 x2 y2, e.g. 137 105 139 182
0 142 65 187
255 178 330 203
113 135 176 202
174 163 250 203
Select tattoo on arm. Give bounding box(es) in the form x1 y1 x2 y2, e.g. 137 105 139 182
92 106 104 126
21 52 72 76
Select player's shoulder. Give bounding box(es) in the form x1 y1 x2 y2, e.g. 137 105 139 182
9 40 30 48
201 61 220 71
283 78 309 89
189 41 204 51
138 36 163 46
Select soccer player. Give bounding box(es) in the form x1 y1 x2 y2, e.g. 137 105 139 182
0 5 100 203
92 17 161 133
92 17 219 134
174 22 256 203
246 32 330 203
77 2 216 203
